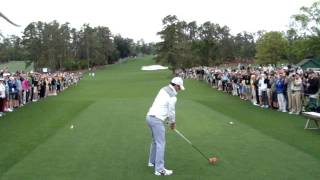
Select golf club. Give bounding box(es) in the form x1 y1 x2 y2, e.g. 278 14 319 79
174 129 218 165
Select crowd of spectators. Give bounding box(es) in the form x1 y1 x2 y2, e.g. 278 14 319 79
178 65 320 115
0 69 83 117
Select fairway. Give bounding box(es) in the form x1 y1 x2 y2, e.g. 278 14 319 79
0 61 34 72
0 56 320 180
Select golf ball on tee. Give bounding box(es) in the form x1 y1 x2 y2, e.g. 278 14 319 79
229 122 234 125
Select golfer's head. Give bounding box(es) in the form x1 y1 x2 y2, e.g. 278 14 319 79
171 77 185 91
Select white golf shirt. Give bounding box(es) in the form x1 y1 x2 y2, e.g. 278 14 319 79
0 83 5 98
147 85 177 123
258 78 267 91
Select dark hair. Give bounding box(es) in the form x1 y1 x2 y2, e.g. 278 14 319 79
285 71 289 76
170 83 176 86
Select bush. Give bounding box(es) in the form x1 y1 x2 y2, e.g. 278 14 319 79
79 60 89 69
63 59 80 71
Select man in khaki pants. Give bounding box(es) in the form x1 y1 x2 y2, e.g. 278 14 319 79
290 74 302 115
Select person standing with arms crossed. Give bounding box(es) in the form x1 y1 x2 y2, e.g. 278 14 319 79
146 77 185 176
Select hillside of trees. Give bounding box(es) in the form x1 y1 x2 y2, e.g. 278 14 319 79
1 1 319 72
0 22 155 71
156 1 320 71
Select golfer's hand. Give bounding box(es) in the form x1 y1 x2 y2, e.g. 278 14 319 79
170 123 176 130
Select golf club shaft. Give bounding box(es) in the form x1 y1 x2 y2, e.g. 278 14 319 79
174 129 208 160
191 144 209 161
174 129 192 144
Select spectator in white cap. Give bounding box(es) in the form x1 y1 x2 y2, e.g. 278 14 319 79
146 76 185 176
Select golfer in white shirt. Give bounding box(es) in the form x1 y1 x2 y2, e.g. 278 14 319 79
146 77 185 176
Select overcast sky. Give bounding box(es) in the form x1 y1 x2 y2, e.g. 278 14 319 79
1 0 316 42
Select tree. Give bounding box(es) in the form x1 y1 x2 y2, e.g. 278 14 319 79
113 35 133 58
0 37 11 62
4 19 149 71
287 38 310 63
233 32 256 60
291 1 320 36
288 1 320 61
94 26 115 64
156 15 260 70
289 1 320 59
7 35 25 61
22 22 43 69
256 31 289 64
197 22 235 65
156 15 181 71
216 25 234 63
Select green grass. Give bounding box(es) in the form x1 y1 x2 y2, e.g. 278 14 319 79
0 61 34 72
0 56 319 180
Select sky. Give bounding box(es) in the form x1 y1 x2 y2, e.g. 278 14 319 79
0 0 316 43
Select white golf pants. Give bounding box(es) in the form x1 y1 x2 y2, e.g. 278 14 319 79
277 93 286 111
146 115 165 172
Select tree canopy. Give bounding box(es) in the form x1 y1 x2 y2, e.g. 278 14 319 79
287 0 320 62
1 1 319 70
0 21 155 71
156 15 256 71
255 32 289 64
156 1 320 69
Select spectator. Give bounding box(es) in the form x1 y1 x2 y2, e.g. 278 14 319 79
8 76 17 110
254 75 260 105
0 69 82 115
258 73 268 108
270 74 278 109
51 77 57 96
182 65 320 115
306 71 320 111
287 72 294 112
39 77 46 99
276 72 287 112
251 74 258 105
268 73 275 108
22 77 30 104
222 72 229 92
4 75 11 112
0 78 5 117
16 76 22 107
244 72 251 101
290 73 302 115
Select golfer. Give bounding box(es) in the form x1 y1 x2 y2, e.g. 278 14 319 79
146 77 185 176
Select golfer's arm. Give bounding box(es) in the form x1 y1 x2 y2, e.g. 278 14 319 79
167 97 176 124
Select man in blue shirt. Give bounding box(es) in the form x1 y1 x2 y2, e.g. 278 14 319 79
276 73 287 112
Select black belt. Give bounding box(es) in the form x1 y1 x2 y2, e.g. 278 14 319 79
292 90 301 93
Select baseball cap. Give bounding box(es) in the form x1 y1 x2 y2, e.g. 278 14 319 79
171 77 185 90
